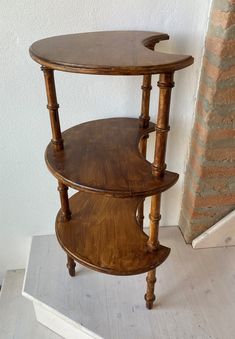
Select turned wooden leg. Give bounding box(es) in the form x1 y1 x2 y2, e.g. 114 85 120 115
138 74 152 229
57 181 75 276
57 181 71 222
41 66 64 151
145 194 161 309
148 194 161 250
145 269 156 309
145 73 174 309
67 254 76 277
152 73 174 177
137 197 145 228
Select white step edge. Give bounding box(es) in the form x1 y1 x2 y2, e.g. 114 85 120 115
23 288 102 339
192 209 235 249
32 298 102 339
22 237 101 339
21 230 235 339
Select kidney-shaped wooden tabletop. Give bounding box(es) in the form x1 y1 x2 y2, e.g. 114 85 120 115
29 31 194 75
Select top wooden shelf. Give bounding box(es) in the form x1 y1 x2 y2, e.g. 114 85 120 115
29 31 193 75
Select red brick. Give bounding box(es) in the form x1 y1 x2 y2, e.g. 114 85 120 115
200 165 235 177
205 147 235 160
207 128 235 139
206 37 235 57
199 82 235 105
195 120 235 143
187 190 235 207
198 81 214 101
194 121 208 142
186 156 235 178
211 9 235 29
203 57 235 81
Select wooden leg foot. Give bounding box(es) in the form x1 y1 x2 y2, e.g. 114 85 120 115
145 298 154 310
145 269 156 309
67 255 76 277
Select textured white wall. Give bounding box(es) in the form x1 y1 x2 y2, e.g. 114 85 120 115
0 0 211 282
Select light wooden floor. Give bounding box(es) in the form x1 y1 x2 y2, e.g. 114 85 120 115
21 227 235 339
0 270 61 339
1 227 235 339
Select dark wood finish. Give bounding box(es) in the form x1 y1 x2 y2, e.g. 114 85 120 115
145 195 161 309
137 75 152 228
139 75 152 128
152 73 174 176
145 269 157 309
145 72 175 309
56 192 170 275
46 118 179 197
148 194 161 251
30 31 194 310
41 67 63 151
30 31 194 75
67 254 76 277
58 180 74 276
57 181 71 222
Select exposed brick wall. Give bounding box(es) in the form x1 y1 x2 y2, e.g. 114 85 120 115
179 0 235 243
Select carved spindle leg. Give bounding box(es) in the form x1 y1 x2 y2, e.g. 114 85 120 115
67 254 76 277
145 73 174 309
152 73 174 177
57 181 76 276
145 269 156 309
57 181 71 222
137 75 152 228
41 66 64 151
148 194 161 251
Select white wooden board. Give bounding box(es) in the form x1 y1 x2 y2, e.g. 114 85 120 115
23 227 235 339
192 209 235 249
0 270 61 339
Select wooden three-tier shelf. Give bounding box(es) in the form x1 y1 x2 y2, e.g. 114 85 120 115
30 31 193 309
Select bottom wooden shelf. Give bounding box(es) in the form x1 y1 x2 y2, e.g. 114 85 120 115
56 192 170 275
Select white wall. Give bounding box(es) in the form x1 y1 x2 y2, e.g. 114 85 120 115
0 0 211 282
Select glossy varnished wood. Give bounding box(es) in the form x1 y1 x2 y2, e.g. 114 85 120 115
137 75 152 228
152 73 174 177
30 30 194 310
29 31 193 75
46 118 179 197
145 72 175 309
56 192 170 275
41 67 64 151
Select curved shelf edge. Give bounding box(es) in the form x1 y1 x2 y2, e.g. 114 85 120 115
29 31 193 75
45 118 179 197
56 192 171 276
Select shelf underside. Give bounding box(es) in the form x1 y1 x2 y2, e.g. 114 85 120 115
56 192 170 275
46 118 179 197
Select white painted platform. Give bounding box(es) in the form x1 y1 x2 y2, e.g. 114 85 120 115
23 227 235 339
193 209 235 249
0 270 61 339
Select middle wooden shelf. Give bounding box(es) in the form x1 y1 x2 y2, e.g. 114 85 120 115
46 117 178 197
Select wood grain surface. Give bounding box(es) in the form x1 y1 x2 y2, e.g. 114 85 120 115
29 31 193 75
56 192 170 275
29 30 194 310
46 118 179 197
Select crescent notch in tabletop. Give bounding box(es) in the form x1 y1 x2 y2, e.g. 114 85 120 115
29 31 194 75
